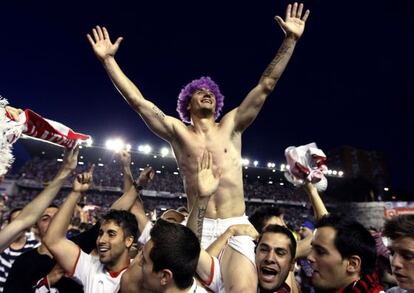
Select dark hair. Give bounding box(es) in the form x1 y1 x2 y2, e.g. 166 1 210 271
316 214 377 276
101 209 138 241
249 206 284 233
383 214 414 240
257 224 297 260
150 219 200 289
8 207 23 223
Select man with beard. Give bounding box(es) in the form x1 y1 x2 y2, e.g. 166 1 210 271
43 167 140 293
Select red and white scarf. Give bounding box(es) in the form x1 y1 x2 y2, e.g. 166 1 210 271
1 98 89 177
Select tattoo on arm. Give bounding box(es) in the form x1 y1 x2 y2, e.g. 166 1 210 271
260 41 293 81
196 207 207 240
152 106 166 121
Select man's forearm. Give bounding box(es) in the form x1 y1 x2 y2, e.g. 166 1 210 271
259 36 297 92
14 169 69 227
122 166 134 192
45 191 82 242
187 197 210 241
102 57 144 108
110 185 139 211
304 184 328 220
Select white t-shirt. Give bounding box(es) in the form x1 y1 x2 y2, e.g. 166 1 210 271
72 249 126 293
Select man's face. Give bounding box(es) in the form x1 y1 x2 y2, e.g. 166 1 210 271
138 240 163 291
187 88 216 114
307 227 351 291
388 236 414 290
255 232 293 291
36 207 59 238
96 220 131 267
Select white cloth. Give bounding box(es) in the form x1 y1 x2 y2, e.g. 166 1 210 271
72 249 126 293
137 221 154 245
201 215 256 265
203 256 225 293
284 142 328 192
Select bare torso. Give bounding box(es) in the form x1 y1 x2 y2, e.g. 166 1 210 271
171 120 245 219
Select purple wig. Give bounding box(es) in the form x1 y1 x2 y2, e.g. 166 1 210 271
176 76 225 124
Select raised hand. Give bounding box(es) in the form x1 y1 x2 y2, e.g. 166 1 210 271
136 166 155 187
73 165 94 193
5 106 23 121
60 145 79 175
275 2 310 40
197 150 220 198
87 25 123 61
119 150 131 167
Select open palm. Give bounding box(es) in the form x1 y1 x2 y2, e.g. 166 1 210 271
275 2 310 40
87 26 123 61
197 151 220 197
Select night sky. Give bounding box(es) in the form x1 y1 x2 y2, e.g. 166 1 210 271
1 1 413 193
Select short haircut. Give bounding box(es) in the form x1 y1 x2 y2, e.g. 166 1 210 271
176 76 225 123
249 206 284 233
257 224 297 260
150 219 200 289
7 207 23 223
101 209 138 241
383 214 414 240
316 214 377 276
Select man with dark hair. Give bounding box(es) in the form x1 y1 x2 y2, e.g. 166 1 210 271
383 214 414 293
87 3 310 291
307 214 384 292
249 206 285 233
44 207 137 293
42 165 140 293
255 224 297 293
121 219 206 293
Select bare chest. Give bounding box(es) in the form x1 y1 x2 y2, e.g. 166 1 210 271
172 128 241 173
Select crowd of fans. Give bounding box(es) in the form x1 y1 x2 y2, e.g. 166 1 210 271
0 151 411 293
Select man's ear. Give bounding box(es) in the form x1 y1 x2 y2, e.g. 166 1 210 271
159 269 173 286
346 255 361 274
125 235 134 249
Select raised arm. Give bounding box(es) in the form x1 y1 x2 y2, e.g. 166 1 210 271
119 150 133 192
87 26 181 141
110 167 153 209
0 146 79 252
43 167 94 274
303 182 328 220
295 182 328 259
229 3 310 132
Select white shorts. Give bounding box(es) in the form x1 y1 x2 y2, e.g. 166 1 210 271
201 215 256 265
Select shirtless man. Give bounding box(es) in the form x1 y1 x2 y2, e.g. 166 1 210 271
88 3 309 291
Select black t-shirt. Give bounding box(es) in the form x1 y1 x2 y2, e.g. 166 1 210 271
3 223 100 293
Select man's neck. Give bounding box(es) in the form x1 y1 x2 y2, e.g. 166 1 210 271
10 234 27 250
163 283 194 293
104 255 130 274
191 115 216 133
37 244 53 258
